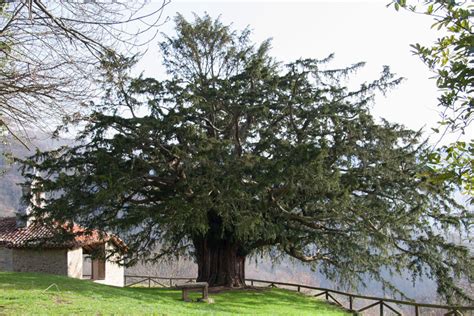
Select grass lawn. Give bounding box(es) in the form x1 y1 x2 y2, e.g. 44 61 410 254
0 272 349 315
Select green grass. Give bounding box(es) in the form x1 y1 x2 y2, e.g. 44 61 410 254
0 272 349 315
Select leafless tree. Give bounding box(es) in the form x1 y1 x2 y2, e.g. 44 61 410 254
0 0 169 146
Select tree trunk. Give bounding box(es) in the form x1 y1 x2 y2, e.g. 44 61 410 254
194 236 246 288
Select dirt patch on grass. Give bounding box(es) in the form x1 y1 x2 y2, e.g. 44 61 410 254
53 296 72 305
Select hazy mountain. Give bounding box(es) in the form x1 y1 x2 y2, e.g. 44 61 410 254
0 133 72 217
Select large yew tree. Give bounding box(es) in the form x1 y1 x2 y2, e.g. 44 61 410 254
21 15 472 300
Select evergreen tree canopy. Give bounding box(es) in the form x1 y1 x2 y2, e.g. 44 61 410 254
20 14 472 301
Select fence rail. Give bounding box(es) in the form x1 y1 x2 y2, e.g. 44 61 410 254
247 279 474 316
124 275 195 288
124 275 474 315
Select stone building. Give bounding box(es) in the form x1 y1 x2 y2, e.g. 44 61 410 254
0 216 126 287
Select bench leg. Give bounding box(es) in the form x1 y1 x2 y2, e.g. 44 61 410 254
182 289 191 302
203 285 209 300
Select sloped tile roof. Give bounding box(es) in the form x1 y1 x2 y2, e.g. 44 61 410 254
0 217 126 251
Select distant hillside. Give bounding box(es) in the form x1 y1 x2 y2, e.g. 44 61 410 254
0 133 72 217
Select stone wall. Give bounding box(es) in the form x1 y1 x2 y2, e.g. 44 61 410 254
4 244 123 286
12 248 68 275
0 247 13 271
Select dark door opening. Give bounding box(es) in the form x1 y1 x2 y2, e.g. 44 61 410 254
83 243 106 280
91 258 105 280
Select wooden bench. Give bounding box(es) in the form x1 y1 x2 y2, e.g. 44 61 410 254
175 282 209 302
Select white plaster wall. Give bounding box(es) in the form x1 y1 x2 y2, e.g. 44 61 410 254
0 247 13 271
93 242 124 287
67 247 83 279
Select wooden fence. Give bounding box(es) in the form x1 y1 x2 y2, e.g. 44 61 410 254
124 275 195 288
124 275 474 316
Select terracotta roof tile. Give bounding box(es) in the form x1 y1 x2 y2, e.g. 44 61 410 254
0 217 126 251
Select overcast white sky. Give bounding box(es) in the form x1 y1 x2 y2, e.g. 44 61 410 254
133 0 471 145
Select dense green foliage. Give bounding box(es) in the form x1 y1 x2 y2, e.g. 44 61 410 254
389 0 473 200
20 15 472 301
0 272 347 315
423 140 473 199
